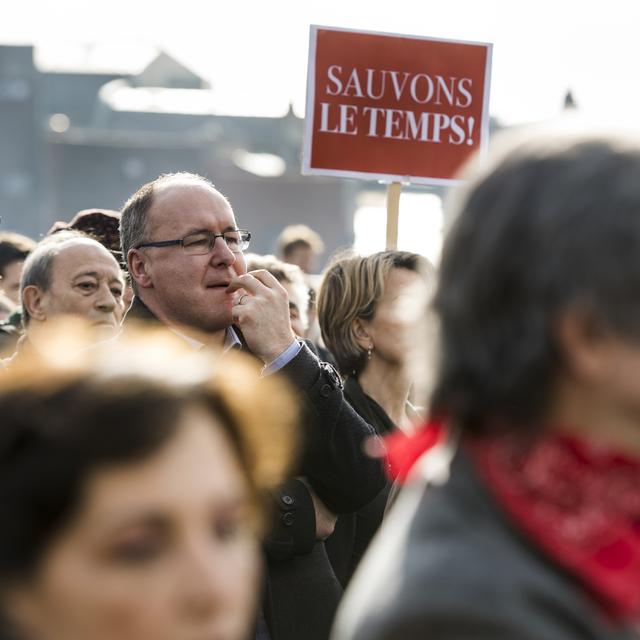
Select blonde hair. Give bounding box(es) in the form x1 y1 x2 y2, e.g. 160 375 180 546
0 321 298 535
318 250 432 377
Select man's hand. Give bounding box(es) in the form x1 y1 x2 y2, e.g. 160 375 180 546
299 479 337 541
228 270 297 364
311 490 338 541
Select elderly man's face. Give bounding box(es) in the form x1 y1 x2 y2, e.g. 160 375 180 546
40 241 125 334
138 180 247 334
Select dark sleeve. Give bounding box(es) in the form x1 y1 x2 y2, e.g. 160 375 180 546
348 485 390 578
278 342 386 514
264 478 316 560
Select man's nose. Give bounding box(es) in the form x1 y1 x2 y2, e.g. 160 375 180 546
208 237 236 268
95 283 117 312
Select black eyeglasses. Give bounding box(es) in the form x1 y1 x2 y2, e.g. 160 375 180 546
135 229 251 255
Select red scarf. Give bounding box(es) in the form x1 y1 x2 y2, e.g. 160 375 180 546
385 425 640 622
383 419 444 482
468 433 640 622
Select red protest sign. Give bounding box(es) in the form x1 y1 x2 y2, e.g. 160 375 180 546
303 26 492 185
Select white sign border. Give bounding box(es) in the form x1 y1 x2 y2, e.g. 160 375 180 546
302 24 493 186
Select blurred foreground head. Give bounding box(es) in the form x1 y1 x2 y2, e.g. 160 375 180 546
0 324 297 640
245 253 310 337
432 129 640 443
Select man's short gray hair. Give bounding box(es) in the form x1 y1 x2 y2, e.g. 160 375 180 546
120 173 222 260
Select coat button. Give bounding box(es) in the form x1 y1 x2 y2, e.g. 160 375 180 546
282 512 295 526
282 495 294 506
320 383 332 397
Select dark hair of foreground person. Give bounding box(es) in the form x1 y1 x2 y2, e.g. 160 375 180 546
0 324 297 640
432 131 640 434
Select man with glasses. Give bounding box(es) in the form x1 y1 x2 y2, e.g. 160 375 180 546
119 172 385 640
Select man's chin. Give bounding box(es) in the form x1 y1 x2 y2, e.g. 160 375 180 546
179 309 233 337
91 322 119 339
204 312 234 334
148 297 233 339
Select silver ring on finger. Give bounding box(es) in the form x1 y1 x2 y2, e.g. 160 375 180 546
238 294 249 305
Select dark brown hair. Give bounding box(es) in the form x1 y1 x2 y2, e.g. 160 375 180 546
431 130 640 432
0 327 297 591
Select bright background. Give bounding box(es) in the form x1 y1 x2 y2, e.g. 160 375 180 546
3 0 638 263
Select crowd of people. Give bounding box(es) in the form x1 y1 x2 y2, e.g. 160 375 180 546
0 125 639 640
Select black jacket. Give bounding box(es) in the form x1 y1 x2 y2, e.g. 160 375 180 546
326 377 395 587
125 298 386 640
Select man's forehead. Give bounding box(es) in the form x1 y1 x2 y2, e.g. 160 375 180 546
53 241 121 276
149 179 237 232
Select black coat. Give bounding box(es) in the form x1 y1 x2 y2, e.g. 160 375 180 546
325 377 395 587
332 446 637 640
125 298 386 640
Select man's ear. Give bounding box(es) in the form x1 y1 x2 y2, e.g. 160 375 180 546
22 285 47 322
127 249 153 289
352 318 372 350
554 308 612 383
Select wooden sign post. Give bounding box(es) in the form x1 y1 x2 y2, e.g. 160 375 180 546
386 182 402 250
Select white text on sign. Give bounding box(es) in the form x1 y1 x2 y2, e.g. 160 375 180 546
318 66 476 145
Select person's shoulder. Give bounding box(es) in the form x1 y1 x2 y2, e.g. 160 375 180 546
393 451 582 602
332 468 526 640
334 450 614 640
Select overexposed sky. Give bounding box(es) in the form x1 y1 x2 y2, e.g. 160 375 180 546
3 0 640 126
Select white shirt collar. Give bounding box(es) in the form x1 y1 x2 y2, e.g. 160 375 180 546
169 326 241 352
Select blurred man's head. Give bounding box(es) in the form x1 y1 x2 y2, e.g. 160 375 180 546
0 232 36 305
277 225 324 274
48 209 122 258
121 173 249 336
431 129 640 449
21 232 125 338
245 254 310 337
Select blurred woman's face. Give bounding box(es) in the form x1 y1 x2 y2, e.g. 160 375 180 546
7 407 261 640
362 267 426 370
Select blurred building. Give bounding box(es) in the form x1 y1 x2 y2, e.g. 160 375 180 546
0 43 360 263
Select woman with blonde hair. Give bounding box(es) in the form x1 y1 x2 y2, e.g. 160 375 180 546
317 250 433 584
318 250 433 433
